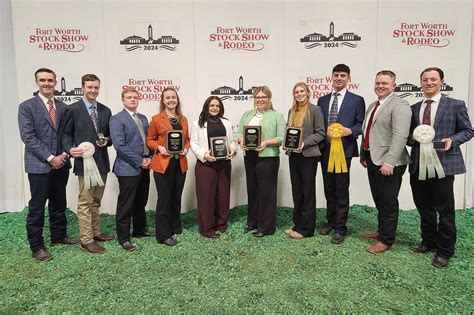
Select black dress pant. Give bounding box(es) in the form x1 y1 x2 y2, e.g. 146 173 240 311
154 158 186 242
321 146 352 235
116 169 150 244
289 153 317 237
244 151 280 235
410 173 456 259
365 151 406 246
27 170 69 252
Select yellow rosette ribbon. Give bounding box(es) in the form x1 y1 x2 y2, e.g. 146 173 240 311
327 123 347 173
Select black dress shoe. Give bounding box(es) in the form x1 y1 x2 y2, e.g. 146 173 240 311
319 225 333 236
244 226 256 233
158 238 178 246
252 232 265 238
121 241 136 252
132 231 155 238
410 244 436 253
32 248 53 262
330 233 346 244
432 256 449 268
50 237 80 246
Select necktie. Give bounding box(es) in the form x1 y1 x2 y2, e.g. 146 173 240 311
422 100 433 125
328 92 339 125
47 99 56 128
90 105 98 132
133 113 150 156
363 101 380 151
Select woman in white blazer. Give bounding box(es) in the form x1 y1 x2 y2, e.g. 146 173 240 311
190 96 237 238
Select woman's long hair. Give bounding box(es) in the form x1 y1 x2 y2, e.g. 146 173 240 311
198 96 225 128
159 87 183 120
288 82 311 127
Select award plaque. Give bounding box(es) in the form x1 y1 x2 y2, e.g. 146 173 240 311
166 130 184 153
283 127 303 151
243 125 261 149
96 132 106 146
210 136 229 160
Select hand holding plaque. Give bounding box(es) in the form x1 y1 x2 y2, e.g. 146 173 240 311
166 130 184 154
210 136 229 160
243 125 261 150
283 127 303 151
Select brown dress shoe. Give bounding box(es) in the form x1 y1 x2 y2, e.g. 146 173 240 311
361 231 380 240
93 234 115 242
32 248 53 262
80 241 106 254
50 237 80 246
367 241 392 254
288 230 304 240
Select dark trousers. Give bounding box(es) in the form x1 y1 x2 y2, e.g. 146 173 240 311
365 151 406 246
289 153 317 237
244 151 280 235
410 173 456 259
116 169 150 244
153 159 186 242
27 170 69 252
195 160 231 237
321 146 352 235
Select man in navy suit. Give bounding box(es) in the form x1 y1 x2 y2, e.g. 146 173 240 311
317 64 365 244
63 74 114 254
409 67 473 268
110 87 153 252
18 68 79 262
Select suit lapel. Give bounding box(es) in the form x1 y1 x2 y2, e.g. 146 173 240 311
373 94 394 123
79 100 96 131
36 96 55 129
337 92 351 120
412 102 421 126
54 98 64 128
434 96 447 129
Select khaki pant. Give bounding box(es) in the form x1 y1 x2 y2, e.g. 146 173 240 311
77 174 107 244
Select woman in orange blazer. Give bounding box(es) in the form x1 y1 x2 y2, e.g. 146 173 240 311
147 87 190 246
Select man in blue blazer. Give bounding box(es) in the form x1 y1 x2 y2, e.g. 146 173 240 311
18 68 79 262
409 67 473 268
110 87 153 252
317 64 365 244
63 74 114 254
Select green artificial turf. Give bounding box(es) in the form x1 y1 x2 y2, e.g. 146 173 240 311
0 205 473 313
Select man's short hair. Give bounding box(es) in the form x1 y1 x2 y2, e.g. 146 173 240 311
332 64 350 75
121 86 139 99
81 74 100 86
420 67 444 80
34 68 56 80
376 70 396 81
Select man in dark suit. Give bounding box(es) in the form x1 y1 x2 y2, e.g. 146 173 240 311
110 87 153 252
360 70 412 254
63 74 114 254
317 64 366 244
409 67 473 268
18 68 79 262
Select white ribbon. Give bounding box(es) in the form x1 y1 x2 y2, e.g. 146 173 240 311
78 142 104 189
412 125 445 180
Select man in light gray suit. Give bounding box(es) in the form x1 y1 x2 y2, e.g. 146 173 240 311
360 70 411 254
110 87 153 252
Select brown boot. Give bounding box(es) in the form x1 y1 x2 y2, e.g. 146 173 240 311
80 241 106 254
32 248 53 262
367 241 392 254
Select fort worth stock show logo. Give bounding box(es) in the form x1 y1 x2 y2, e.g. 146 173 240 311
120 24 179 51
300 22 361 49
392 22 455 47
210 76 254 101
395 82 453 100
209 26 269 51
124 78 181 102
28 27 89 52
33 77 83 104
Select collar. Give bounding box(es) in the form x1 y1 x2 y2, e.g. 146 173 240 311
38 93 54 106
422 92 442 104
83 96 97 109
378 92 394 106
124 108 137 117
332 88 347 98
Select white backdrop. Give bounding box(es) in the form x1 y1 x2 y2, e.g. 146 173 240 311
3 0 473 214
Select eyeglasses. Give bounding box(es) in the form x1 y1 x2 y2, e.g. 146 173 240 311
255 96 269 100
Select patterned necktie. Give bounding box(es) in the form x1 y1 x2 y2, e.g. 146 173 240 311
363 101 380 150
90 105 98 132
328 92 339 125
133 113 150 156
47 99 56 128
422 100 433 125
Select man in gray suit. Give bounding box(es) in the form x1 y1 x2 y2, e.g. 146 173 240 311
360 70 412 254
110 87 153 252
18 68 79 262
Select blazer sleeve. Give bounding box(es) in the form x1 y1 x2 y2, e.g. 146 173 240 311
18 102 52 161
384 99 411 167
62 106 76 154
183 117 190 150
450 100 474 149
110 115 142 168
190 121 207 163
274 112 286 145
304 105 326 147
349 96 366 139
146 117 160 151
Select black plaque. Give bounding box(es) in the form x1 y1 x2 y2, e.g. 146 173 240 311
433 141 445 150
96 132 106 146
210 136 229 160
283 127 303 151
166 130 184 153
243 125 261 149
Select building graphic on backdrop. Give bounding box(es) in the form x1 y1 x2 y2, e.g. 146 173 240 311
395 82 453 99
211 76 254 101
33 77 83 104
120 24 179 51
300 22 361 49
